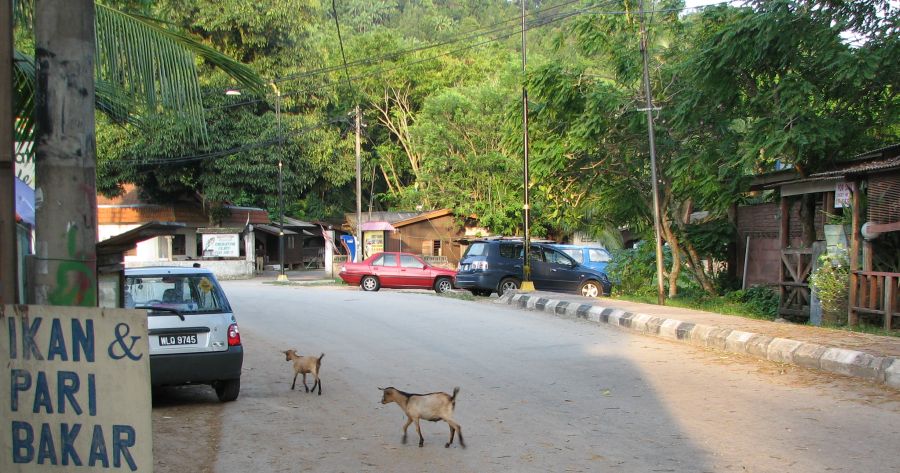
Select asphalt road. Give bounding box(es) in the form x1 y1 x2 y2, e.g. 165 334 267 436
151 281 900 473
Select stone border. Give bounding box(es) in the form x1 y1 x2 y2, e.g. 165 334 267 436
498 292 900 389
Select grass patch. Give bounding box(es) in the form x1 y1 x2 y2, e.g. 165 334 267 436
613 293 775 321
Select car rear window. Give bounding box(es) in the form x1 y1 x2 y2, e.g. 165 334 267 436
374 254 397 266
464 242 488 257
125 274 229 313
588 249 610 263
498 243 523 259
559 248 583 264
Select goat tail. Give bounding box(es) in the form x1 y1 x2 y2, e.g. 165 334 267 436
317 353 325 368
451 386 460 404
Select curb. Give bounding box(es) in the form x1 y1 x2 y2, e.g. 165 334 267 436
497 292 900 389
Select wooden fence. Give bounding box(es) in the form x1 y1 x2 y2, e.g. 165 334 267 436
850 271 899 330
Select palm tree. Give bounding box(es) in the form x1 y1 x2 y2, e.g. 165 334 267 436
13 1 264 151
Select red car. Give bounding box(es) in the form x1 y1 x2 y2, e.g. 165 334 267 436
339 252 457 293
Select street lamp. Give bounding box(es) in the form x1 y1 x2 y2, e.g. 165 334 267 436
272 83 287 282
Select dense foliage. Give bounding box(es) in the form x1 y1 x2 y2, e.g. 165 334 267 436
88 0 897 294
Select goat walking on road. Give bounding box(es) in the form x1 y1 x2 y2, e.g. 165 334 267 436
283 350 324 395
379 386 465 448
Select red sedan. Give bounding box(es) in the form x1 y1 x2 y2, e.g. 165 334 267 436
339 252 457 293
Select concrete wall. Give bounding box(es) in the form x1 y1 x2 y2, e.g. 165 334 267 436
125 259 255 280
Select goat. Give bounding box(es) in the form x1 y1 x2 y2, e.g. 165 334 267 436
283 350 324 395
379 386 464 448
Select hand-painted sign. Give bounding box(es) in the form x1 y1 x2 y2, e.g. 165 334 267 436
202 234 240 257
835 181 854 208
1 305 152 472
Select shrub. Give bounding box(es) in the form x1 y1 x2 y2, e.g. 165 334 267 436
809 252 850 325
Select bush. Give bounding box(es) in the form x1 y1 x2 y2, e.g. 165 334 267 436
810 252 850 325
724 286 779 318
607 243 669 297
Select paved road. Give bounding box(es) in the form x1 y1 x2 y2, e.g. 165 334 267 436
152 281 900 473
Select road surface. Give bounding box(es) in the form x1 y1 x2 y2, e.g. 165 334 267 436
151 281 900 472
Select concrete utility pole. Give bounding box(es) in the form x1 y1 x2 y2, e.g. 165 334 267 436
355 104 362 263
32 0 99 306
639 0 667 305
1 0 16 304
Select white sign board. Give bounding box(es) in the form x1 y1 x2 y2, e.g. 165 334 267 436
1 305 152 472
15 142 34 188
835 182 853 208
202 233 240 257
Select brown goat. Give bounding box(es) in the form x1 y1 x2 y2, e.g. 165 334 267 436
283 350 324 395
379 386 464 448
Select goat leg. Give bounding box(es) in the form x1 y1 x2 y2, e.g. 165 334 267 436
401 417 412 444
291 372 298 390
446 420 464 448
415 419 424 447
445 423 455 448
316 376 322 396
302 373 309 393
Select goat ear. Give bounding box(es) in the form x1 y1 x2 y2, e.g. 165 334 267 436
377 387 384 391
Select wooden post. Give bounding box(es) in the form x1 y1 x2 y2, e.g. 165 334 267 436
848 183 861 326
886 276 896 331
778 195 790 313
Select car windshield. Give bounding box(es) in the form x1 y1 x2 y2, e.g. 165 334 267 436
125 274 229 314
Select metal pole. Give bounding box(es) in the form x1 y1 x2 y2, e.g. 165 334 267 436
520 0 534 292
0 0 16 304
639 0 666 305
274 84 287 281
741 235 750 290
355 104 362 263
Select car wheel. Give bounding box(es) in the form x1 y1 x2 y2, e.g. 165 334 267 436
580 280 602 298
215 378 240 402
361 275 380 292
498 277 520 295
434 277 453 294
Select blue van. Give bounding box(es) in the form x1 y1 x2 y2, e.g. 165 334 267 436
456 239 611 297
550 244 611 274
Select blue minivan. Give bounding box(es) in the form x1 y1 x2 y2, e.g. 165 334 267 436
455 239 611 297
551 244 611 274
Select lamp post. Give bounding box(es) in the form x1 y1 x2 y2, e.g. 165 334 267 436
520 0 535 292
272 83 287 282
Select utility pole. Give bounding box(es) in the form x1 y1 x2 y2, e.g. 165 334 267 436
520 0 534 292
355 105 362 262
273 83 287 282
32 0 98 306
639 0 667 305
0 0 16 304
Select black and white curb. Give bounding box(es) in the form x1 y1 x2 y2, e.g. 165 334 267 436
498 292 900 389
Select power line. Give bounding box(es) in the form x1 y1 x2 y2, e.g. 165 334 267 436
213 0 590 97
204 1 735 113
331 0 354 95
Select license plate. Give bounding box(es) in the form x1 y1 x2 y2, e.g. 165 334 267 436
159 334 198 346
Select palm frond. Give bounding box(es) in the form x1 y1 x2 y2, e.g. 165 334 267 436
13 50 34 151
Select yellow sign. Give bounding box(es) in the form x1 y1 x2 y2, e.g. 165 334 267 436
363 231 385 258
1 305 152 472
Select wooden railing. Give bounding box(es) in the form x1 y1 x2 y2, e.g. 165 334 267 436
849 271 899 330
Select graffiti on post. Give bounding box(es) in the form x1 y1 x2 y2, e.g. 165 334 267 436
48 224 96 307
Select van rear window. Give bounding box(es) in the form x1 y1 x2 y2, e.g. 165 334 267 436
464 242 488 257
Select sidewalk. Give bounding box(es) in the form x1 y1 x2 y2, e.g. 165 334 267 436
497 290 900 389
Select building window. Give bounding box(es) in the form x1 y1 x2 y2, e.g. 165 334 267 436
433 239 442 256
172 234 186 256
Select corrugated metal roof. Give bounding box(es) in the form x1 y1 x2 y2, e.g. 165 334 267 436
809 155 900 178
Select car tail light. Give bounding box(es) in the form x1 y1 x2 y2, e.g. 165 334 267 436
472 261 489 271
227 323 241 346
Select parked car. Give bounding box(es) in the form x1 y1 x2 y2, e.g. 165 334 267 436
124 266 243 402
455 238 612 297
339 252 457 293
551 244 611 274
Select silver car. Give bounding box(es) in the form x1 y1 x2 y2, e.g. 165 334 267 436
125 267 243 402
